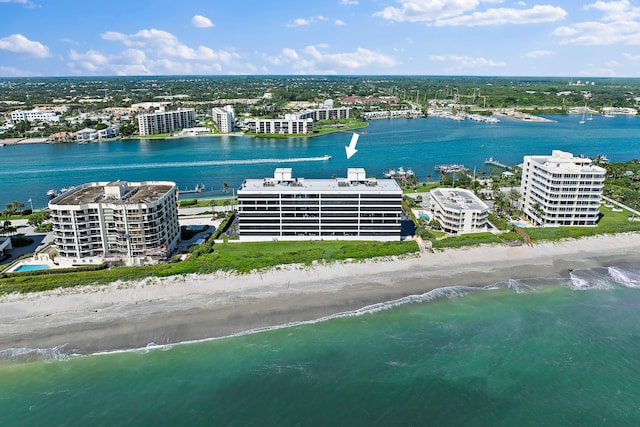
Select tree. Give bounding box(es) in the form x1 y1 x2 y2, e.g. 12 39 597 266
222 182 229 194
507 188 521 209
28 210 50 228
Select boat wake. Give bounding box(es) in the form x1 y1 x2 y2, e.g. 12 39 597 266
0 156 331 175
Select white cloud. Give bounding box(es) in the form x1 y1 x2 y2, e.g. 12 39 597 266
335 19 347 25
556 1 640 45
430 54 506 69
374 0 565 26
586 0 640 21
102 28 238 62
527 49 554 58
282 47 299 60
622 52 640 61
192 15 214 28
270 45 397 73
285 16 330 27
435 5 567 26
0 65 35 77
374 0 481 22
0 33 50 57
286 18 311 27
339 0 358 5
555 20 640 45
66 27 244 75
69 48 151 75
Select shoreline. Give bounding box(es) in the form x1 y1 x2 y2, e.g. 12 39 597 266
1 233 639 356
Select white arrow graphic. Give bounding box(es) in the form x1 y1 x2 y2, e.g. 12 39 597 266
345 133 359 159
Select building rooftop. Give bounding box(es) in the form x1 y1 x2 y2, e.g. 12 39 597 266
50 181 175 206
431 188 488 211
239 168 401 193
527 150 606 173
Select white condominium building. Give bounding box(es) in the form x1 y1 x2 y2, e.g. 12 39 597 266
49 181 180 266
520 150 605 226
288 107 353 121
248 118 314 135
11 109 60 123
429 188 489 234
137 108 196 136
237 168 403 241
211 105 235 133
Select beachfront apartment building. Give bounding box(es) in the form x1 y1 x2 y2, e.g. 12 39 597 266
137 108 196 136
49 181 180 266
520 150 605 226
247 118 314 135
237 168 403 241
11 109 60 123
429 188 489 234
211 105 235 133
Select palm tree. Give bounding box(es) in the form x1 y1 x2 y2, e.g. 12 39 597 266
222 182 229 194
426 173 432 184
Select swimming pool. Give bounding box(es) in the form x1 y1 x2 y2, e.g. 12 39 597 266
419 213 431 220
12 264 50 272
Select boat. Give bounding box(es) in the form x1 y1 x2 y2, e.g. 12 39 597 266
322 154 331 160
384 167 414 179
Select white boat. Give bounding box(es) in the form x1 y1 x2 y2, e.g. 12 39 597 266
322 154 331 160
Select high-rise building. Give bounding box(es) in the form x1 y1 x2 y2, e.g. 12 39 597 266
211 105 235 133
137 109 196 136
237 168 403 241
520 150 605 226
49 181 180 266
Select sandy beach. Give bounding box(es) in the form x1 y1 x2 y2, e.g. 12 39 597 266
1 233 639 355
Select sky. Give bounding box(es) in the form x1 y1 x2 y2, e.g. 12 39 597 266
1 0 640 77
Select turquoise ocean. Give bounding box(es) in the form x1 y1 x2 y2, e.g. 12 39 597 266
2 268 640 426
2 115 640 425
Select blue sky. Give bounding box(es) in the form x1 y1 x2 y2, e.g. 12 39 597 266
1 0 639 77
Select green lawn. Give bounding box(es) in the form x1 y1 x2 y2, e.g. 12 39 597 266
525 205 640 242
0 239 419 295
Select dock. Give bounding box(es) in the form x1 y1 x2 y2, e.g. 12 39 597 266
435 164 468 173
485 157 510 169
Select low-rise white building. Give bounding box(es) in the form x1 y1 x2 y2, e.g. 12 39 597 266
49 181 180 266
11 109 60 123
248 118 314 135
287 107 352 121
76 127 119 141
237 168 403 241
429 188 489 234
520 150 605 226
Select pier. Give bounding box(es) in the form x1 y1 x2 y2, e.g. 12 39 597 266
484 157 510 169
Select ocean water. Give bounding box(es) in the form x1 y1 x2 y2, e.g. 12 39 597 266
2 266 640 426
2 114 640 208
